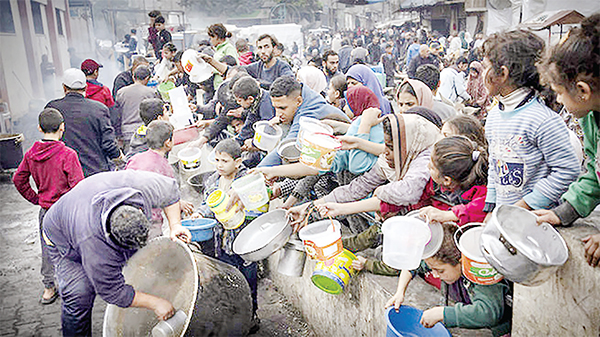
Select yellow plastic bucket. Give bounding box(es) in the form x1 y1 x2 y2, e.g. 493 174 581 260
311 249 357 295
206 189 245 230
299 132 341 171
455 224 503 285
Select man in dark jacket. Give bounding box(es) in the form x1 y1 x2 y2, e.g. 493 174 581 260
407 44 440 79
338 39 353 74
42 170 191 337
46 68 123 176
112 55 149 98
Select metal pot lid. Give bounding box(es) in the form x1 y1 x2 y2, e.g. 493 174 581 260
233 209 290 254
491 205 568 266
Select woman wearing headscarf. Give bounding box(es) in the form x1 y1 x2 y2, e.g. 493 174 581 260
346 64 393 114
465 61 489 109
296 65 328 97
288 113 441 275
395 78 434 113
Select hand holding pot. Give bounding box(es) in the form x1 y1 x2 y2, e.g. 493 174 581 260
170 224 191 244
419 206 458 223
420 306 444 328
180 200 194 216
532 209 562 226
582 233 600 267
385 292 404 312
287 203 310 232
153 297 176 321
317 202 348 217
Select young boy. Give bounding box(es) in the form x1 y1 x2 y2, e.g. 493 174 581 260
12 108 85 304
126 97 170 160
198 138 260 333
126 120 193 238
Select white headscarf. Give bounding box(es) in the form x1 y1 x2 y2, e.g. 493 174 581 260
296 66 328 95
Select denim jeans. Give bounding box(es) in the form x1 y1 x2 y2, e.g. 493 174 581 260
217 248 258 314
257 150 283 167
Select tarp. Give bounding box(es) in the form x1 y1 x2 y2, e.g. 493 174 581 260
518 10 585 30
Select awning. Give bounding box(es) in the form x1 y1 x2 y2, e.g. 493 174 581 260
375 17 419 29
518 10 585 31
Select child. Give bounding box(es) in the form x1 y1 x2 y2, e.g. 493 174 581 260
481 30 580 212
126 120 193 238
198 139 260 333
441 114 487 148
126 97 170 160
326 74 348 113
12 108 85 304
154 16 171 61
385 224 512 337
533 14 600 267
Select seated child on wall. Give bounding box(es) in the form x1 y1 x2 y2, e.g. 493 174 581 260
385 224 512 337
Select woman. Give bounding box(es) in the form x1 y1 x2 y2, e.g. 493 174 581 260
296 65 328 97
208 23 238 88
395 79 434 113
288 113 441 275
346 64 393 114
465 61 489 109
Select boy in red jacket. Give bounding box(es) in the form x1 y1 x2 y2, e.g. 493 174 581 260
81 58 114 108
12 108 85 304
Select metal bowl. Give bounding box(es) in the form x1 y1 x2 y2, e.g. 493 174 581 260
277 138 301 163
233 209 292 262
480 205 569 286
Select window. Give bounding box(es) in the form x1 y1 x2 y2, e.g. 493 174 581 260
0 0 16 34
55 8 63 35
31 1 44 35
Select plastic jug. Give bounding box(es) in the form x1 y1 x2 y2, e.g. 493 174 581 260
381 216 431 270
206 189 245 230
152 310 187 337
252 121 282 152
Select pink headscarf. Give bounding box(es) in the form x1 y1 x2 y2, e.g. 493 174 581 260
396 79 434 109
346 85 380 118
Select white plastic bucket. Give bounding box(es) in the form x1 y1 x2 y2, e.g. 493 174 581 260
298 219 343 261
296 117 333 150
231 173 269 210
181 49 213 83
253 121 282 152
299 132 341 171
177 147 202 169
381 216 431 270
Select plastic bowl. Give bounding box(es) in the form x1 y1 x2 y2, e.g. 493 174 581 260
385 306 451 337
181 219 216 242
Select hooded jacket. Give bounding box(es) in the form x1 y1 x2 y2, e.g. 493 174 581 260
13 140 84 209
43 171 180 308
86 79 115 108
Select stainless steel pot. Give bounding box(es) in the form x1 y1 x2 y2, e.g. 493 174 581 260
233 209 293 262
277 237 306 277
480 205 569 286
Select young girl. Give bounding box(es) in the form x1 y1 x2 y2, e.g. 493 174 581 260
385 224 512 337
481 30 580 212
533 14 600 267
396 79 434 113
441 114 487 148
327 74 348 111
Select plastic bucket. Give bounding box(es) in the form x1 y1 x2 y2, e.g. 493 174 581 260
181 219 216 242
177 147 201 169
385 306 451 337
231 173 269 210
252 121 282 152
181 49 213 83
311 249 356 295
277 138 301 164
455 224 503 285
381 216 431 270
206 189 245 230
296 117 333 150
157 81 176 101
299 219 343 261
405 211 445 259
299 132 341 171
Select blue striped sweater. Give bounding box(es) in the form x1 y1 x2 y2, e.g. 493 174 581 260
485 98 580 209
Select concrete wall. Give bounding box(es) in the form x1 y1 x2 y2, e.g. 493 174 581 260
512 219 600 337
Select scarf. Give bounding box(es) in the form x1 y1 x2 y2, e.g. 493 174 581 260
397 79 434 109
297 66 328 95
466 61 489 107
377 113 442 182
346 64 392 114
346 85 380 118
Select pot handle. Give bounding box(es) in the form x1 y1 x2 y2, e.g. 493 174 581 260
499 234 518 255
481 244 511 276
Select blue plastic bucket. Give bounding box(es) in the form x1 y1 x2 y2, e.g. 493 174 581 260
182 219 216 242
385 306 451 337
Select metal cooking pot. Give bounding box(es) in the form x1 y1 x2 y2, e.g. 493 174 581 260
480 205 569 286
233 209 293 262
277 237 306 277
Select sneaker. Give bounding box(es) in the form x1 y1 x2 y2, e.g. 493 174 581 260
249 314 260 335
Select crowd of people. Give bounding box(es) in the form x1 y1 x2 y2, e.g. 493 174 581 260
10 9 600 337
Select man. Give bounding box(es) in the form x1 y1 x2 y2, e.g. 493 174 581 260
154 16 171 61
404 36 420 71
381 44 397 88
367 36 382 65
258 76 349 167
406 44 440 79
350 39 369 65
112 55 149 98
147 10 161 58
43 170 191 337
202 34 293 90
338 39 353 73
81 59 114 108
438 56 471 103
46 68 123 176
115 65 158 153
415 64 457 122
322 50 341 84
